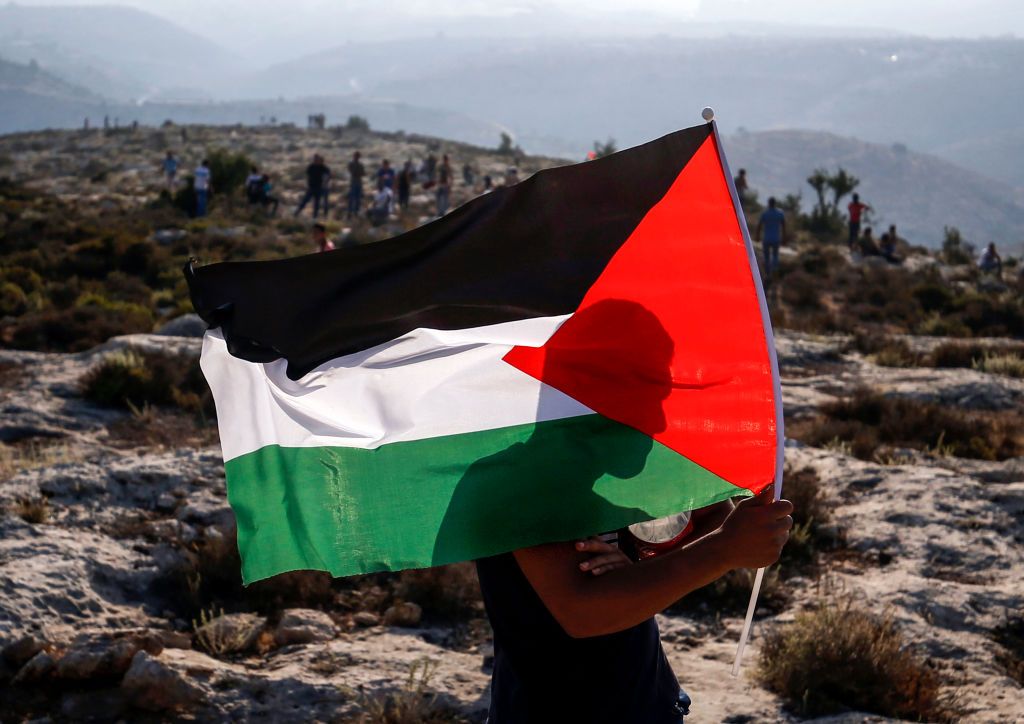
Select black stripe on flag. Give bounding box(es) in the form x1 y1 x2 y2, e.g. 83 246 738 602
187 123 711 379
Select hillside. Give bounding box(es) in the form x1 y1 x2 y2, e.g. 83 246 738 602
0 124 1021 722
247 35 1024 186
0 3 241 101
726 129 1024 251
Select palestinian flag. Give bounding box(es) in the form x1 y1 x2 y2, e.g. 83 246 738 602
187 121 782 584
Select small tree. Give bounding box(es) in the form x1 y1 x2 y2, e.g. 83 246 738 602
345 115 370 132
497 132 515 155
827 168 859 211
807 169 829 217
592 138 617 159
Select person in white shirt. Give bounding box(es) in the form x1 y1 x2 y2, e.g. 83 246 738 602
367 180 393 226
193 160 212 217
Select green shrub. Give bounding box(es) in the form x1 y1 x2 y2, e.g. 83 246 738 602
0 281 28 315
80 348 212 414
10 304 154 352
206 148 254 198
758 599 954 721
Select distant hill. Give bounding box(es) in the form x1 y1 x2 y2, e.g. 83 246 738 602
0 57 106 132
0 4 241 101
0 58 504 148
725 129 1024 252
248 35 1024 188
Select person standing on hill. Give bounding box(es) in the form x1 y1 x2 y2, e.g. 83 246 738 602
162 151 178 192
377 159 396 191
424 152 438 185
755 196 786 279
436 154 453 217
979 242 1003 276
346 151 366 219
734 168 749 198
397 160 413 211
847 193 871 250
193 159 211 218
294 154 331 219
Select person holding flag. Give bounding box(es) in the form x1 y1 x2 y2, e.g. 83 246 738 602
187 119 791 723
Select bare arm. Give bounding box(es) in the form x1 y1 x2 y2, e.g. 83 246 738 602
514 493 792 638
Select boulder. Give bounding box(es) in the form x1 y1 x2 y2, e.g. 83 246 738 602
55 631 163 680
383 602 423 628
155 314 207 338
121 650 204 711
13 650 56 683
352 611 381 628
2 635 46 667
274 609 337 646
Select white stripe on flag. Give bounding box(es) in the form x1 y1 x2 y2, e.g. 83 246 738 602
202 315 594 461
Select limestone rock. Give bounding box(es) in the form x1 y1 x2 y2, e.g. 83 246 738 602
55 631 163 680
13 650 56 683
352 611 380 628
383 602 423 628
121 650 205 711
155 313 207 338
274 608 337 646
2 634 46 667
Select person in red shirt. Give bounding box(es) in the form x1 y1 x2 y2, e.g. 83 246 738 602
847 193 871 249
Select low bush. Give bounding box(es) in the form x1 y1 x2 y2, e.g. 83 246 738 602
758 598 955 721
792 388 1020 461
395 563 483 622
993 615 1024 686
9 304 154 351
80 349 213 416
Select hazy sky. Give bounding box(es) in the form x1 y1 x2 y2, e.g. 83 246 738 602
10 0 1024 38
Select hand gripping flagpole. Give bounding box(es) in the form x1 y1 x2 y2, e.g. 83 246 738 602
700 107 787 676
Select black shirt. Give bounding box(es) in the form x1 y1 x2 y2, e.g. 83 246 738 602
476 552 682 723
307 162 330 191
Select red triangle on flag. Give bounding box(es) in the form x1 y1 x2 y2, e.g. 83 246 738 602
504 134 777 492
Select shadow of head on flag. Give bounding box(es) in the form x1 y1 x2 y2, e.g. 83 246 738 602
432 299 673 564
187 121 779 584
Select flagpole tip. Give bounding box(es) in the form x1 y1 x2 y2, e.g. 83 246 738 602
701 107 715 123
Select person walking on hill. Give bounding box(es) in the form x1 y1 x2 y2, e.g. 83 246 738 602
424 152 438 185
193 159 211 218
397 160 413 211
346 151 366 219
436 154 453 217
294 154 331 219
462 162 475 187
755 196 786 279
162 151 178 192
847 193 871 250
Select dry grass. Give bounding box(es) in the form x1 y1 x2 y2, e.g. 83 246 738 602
778 466 845 570
106 402 218 449
12 495 49 524
356 657 468 724
0 439 83 482
789 388 1021 461
974 352 1024 378
758 598 957 721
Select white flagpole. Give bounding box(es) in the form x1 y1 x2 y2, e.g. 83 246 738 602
700 107 787 676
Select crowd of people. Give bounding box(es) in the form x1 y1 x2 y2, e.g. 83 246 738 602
161 147 513 239
738 168 1015 284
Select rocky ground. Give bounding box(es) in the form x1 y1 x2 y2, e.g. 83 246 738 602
0 124 1022 722
1 321 1021 722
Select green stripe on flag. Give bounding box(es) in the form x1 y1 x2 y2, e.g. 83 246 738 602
225 414 748 584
